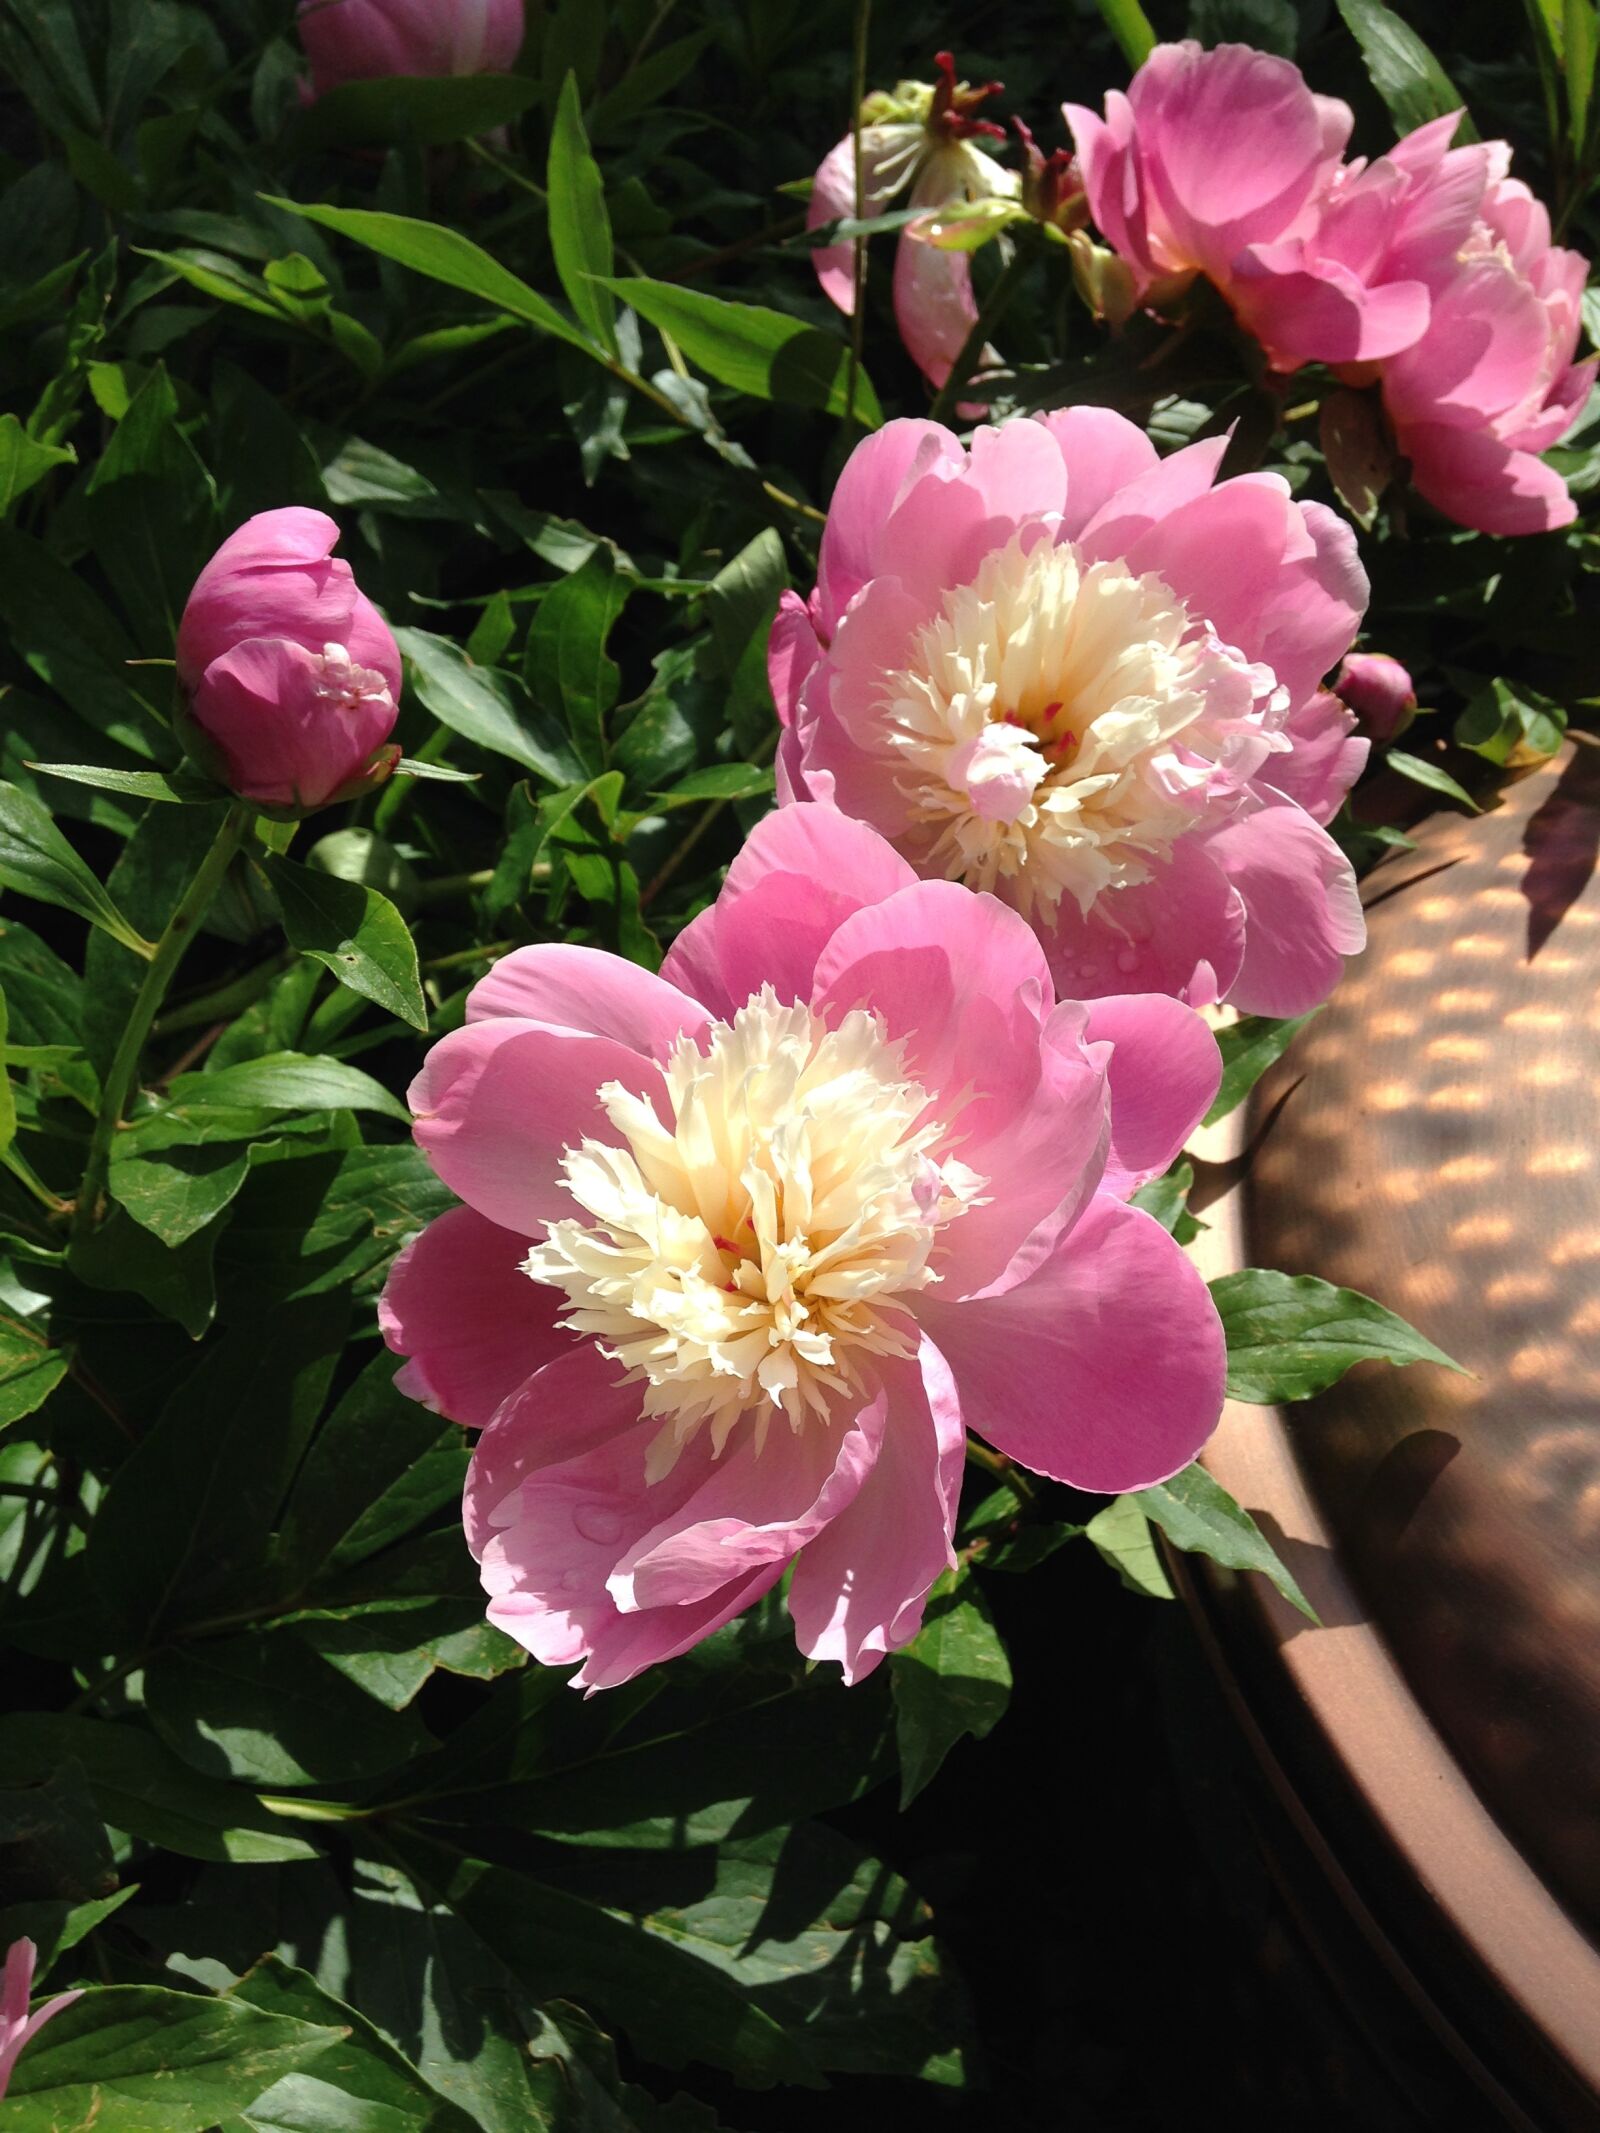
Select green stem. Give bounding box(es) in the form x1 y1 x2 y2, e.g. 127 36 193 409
71 803 251 1245
927 232 1038 426
844 0 872 429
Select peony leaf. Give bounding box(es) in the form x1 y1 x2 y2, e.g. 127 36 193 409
1137 1462 1316 1621
1211 1267 1464 1404
1334 0 1479 139
597 275 882 425
890 1567 1012 1808
548 71 617 356
5 1985 341 2132
263 853 427 1033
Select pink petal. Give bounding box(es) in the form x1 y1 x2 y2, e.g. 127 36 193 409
662 803 917 1011
190 637 396 811
808 125 918 314
938 1000 1111 1300
1129 41 1330 273
1120 472 1307 662
409 1018 667 1236
767 588 821 728
810 878 1053 1128
655 905 732 1019
610 1380 889 1610
466 942 709 1058
1082 993 1221 1198
378 1203 571 1428
1072 433 1230 561
964 414 1069 525
920 1198 1225 1493
574 1563 785 1691
1229 246 1430 368
344 589 403 702
177 511 355 687
1250 499 1368 711
1201 796 1365 1016
816 421 964 631
1034 836 1246 1007
893 223 980 391
1265 687 1370 823
1035 406 1161 539
1401 421 1578 534
788 1345 963 1681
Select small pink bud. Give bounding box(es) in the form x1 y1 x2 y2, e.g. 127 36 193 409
297 0 526 98
1 1938 83 2100
1333 652 1417 742
176 509 402 815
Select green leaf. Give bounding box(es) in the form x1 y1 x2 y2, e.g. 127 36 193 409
1334 0 1477 138
144 1632 434 1787
1386 747 1480 812
5 1986 343 2132
165 1052 410 1122
598 276 882 425
67 1200 221 1337
1085 1494 1174 1599
549 71 617 356
0 780 152 956
263 854 427 1032
0 1715 319 1864
298 70 541 149
1212 1267 1463 1404
650 764 775 808
526 551 631 777
0 528 156 757
108 1126 258 1249
85 1297 348 1640
1095 0 1158 65
30 760 221 802
0 413 74 515
230 1956 481 2133
1138 1462 1316 1620
393 757 480 785
277 1354 467 1588
1130 1157 1198 1242
396 625 585 786
0 1887 138 1980
890 1567 1012 1808
1204 1011 1319 1126
1566 0 1597 153
1454 677 1567 767
0 1299 67 1430
266 198 592 352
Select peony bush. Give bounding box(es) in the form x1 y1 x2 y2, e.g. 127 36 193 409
0 0 1584 2123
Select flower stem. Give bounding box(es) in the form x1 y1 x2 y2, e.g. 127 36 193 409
844 0 872 429
71 803 252 1245
927 230 1039 426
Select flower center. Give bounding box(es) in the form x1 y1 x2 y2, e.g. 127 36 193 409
524 990 982 1479
874 534 1290 919
314 642 392 718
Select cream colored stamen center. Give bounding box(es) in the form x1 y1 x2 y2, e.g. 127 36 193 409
524 989 982 1479
874 534 1289 919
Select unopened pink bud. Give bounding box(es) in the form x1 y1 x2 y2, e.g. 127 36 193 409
176 509 402 814
1334 652 1417 741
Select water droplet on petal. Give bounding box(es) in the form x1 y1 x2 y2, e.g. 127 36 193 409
574 1504 628 1546
1115 947 1140 973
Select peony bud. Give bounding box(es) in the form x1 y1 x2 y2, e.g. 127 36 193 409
296 0 526 99
176 509 403 815
1333 652 1417 743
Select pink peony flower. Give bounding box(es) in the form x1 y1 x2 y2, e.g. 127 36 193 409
1356 130 1597 534
770 411 1369 1016
176 509 403 813
1064 42 1430 371
1333 652 1416 741
296 0 525 98
381 806 1228 1687
808 53 1018 393
1 1939 83 2100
